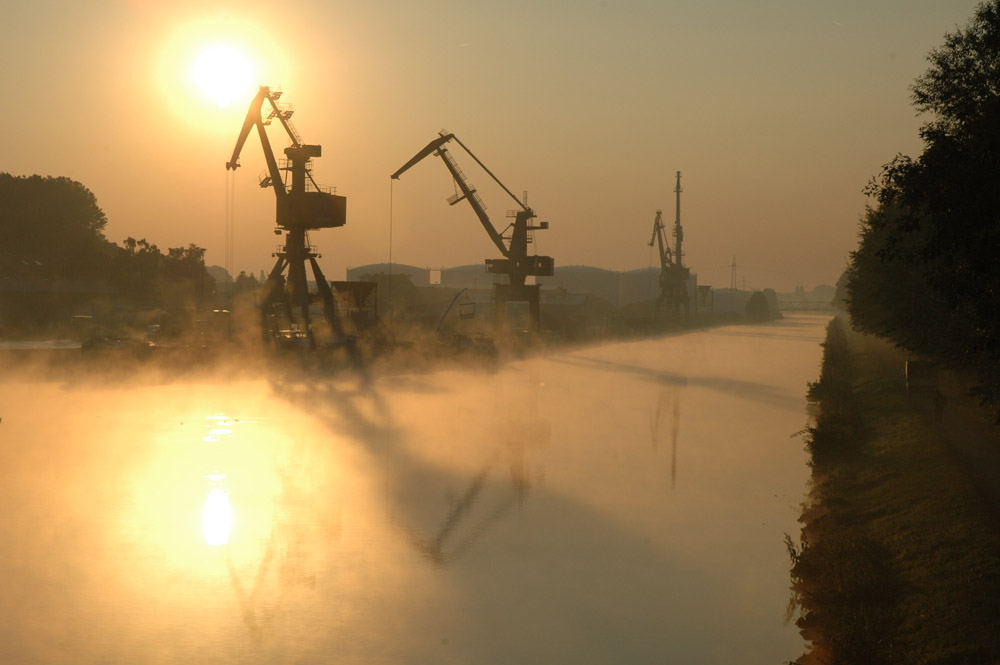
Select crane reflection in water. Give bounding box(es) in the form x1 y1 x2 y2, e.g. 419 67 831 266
649 380 683 488
403 371 550 566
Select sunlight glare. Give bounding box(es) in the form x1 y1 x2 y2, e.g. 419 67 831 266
202 486 232 546
158 16 289 131
191 44 254 108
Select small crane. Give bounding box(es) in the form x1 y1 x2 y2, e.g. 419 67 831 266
391 132 553 331
227 85 347 347
649 171 690 320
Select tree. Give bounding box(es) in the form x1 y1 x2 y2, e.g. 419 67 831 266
163 244 214 304
233 270 261 294
0 172 218 334
911 1 1000 140
745 291 772 322
0 173 114 279
849 1 1000 412
112 237 164 303
110 239 213 306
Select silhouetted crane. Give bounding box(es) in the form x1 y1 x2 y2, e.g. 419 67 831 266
391 132 553 332
649 172 690 320
227 85 347 348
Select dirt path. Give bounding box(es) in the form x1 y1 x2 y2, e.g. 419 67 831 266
848 326 1000 518
932 400 1000 517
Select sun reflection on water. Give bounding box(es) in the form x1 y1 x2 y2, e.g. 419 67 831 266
201 415 237 547
202 476 232 547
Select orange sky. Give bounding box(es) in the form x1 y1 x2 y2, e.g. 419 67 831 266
1 0 983 291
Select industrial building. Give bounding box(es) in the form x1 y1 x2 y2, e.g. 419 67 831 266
346 263 698 307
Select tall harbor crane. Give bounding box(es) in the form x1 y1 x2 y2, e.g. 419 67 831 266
226 85 347 347
391 132 554 331
649 171 690 320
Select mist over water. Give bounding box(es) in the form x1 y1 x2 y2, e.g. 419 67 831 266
0 314 829 664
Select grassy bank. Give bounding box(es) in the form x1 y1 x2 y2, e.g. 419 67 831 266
788 317 1000 664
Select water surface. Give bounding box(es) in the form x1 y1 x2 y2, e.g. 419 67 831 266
0 314 829 664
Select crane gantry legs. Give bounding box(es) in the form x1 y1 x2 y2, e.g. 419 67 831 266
258 226 344 349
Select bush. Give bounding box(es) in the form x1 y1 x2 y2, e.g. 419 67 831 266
805 318 864 466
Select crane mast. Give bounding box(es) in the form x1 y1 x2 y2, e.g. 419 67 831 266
673 170 684 269
226 85 347 348
392 132 554 331
648 171 689 321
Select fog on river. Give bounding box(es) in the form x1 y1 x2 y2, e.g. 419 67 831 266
0 314 830 664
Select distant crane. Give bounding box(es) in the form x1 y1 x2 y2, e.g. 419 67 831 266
649 171 690 320
226 85 347 347
391 132 554 332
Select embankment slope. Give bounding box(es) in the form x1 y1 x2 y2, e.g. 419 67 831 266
789 317 1000 664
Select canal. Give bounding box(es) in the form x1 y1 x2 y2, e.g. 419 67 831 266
0 313 830 664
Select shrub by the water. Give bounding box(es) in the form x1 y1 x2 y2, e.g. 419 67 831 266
804 317 864 467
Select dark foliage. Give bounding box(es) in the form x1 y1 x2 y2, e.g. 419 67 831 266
805 318 864 467
847 1 1000 415
745 290 771 322
792 319 904 663
233 270 261 294
788 526 902 665
0 173 114 279
111 238 214 307
0 173 214 329
832 270 849 310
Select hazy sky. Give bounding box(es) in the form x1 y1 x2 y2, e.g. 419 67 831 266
1 0 983 291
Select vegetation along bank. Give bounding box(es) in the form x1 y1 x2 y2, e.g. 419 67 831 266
787 316 1000 664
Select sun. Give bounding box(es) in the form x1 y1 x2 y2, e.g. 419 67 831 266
158 16 288 126
190 44 255 108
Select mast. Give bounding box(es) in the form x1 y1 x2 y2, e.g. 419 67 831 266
673 171 684 269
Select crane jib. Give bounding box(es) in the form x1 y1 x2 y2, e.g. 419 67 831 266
227 85 345 230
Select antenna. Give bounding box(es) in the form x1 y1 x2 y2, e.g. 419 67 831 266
731 256 737 290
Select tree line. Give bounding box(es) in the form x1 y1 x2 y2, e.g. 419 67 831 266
845 0 1000 415
0 173 215 327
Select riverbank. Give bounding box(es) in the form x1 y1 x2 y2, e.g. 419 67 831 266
788 316 1000 664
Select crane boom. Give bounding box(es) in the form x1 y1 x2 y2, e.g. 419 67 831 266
264 93 301 147
392 129 553 336
437 146 509 257
648 210 674 269
227 87 285 204
449 134 527 210
226 85 345 231
392 133 508 257
393 131 555 330
390 134 452 180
